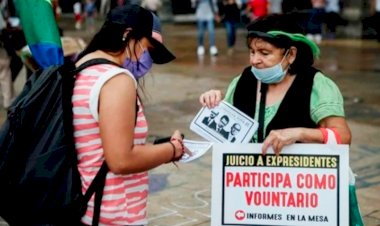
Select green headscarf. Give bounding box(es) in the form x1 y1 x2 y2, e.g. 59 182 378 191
268 30 320 58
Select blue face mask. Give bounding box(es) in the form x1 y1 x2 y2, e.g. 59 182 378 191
251 51 289 84
123 43 153 80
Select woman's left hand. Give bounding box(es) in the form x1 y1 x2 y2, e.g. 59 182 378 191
261 128 301 156
199 89 223 109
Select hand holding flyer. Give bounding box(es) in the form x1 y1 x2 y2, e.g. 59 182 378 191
179 139 212 163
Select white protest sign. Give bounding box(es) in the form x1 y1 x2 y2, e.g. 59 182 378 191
211 143 349 226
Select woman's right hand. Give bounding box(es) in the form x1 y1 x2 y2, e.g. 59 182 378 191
199 89 223 109
170 130 186 160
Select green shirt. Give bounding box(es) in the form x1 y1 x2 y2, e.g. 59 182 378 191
224 72 345 140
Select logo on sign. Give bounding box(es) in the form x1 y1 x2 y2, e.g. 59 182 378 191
235 210 245 221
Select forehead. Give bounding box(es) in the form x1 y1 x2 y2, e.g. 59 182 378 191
249 38 277 50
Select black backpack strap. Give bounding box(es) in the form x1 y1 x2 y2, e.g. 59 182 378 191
92 172 107 226
82 161 109 226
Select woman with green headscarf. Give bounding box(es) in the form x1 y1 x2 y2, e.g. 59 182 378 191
199 13 351 154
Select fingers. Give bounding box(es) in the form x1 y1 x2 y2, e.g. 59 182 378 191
171 130 182 140
261 129 300 155
199 90 222 108
183 146 192 156
199 93 206 106
261 135 274 155
214 91 222 107
272 139 285 156
261 130 285 156
171 131 192 159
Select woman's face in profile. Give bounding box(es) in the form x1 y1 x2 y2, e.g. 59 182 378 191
126 37 153 62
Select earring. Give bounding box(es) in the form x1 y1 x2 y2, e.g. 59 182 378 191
122 37 126 41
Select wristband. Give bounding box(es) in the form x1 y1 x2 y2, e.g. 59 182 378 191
319 127 342 144
171 138 184 151
329 128 342 144
319 128 328 144
169 141 183 168
167 141 176 163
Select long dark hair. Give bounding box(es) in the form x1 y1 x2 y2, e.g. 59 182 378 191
75 20 148 96
76 21 143 62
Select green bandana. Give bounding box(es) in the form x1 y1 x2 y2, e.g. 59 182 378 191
268 30 320 58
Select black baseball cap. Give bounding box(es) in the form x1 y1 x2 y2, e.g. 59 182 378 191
106 4 175 64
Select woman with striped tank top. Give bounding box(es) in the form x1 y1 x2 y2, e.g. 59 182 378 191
73 5 186 225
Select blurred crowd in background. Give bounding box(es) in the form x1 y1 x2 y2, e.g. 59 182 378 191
0 0 379 109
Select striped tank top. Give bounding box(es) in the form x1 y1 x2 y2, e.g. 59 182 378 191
72 64 148 225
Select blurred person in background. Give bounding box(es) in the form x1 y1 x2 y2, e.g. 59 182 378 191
52 0 61 20
73 1 82 30
52 0 64 35
126 0 142 5
192 0 220 56
0 51 12 109
281 0 311 32
239 0 251 24
269 0 282 14
306 0 326 44
117 0 125 6
141 0 162 16
0 5 13 109
246 0 269 21
0 0 27 81
371 0 380 42
324 0 347 39
218 0 241 55
100 0 111 16
84 0 98 33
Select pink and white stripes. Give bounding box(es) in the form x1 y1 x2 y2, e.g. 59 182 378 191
72 64 149 225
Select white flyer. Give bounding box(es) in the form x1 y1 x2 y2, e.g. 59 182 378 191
190 101 259 143
179 139 212 163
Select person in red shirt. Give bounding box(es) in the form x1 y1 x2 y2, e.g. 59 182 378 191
52 0 61 20
246 0 269 21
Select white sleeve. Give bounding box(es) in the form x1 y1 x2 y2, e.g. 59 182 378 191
89 67 137 122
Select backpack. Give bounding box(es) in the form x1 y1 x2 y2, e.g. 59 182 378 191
0 58 118 226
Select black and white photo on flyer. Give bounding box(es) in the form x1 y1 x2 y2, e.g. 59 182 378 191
190 101 259 143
